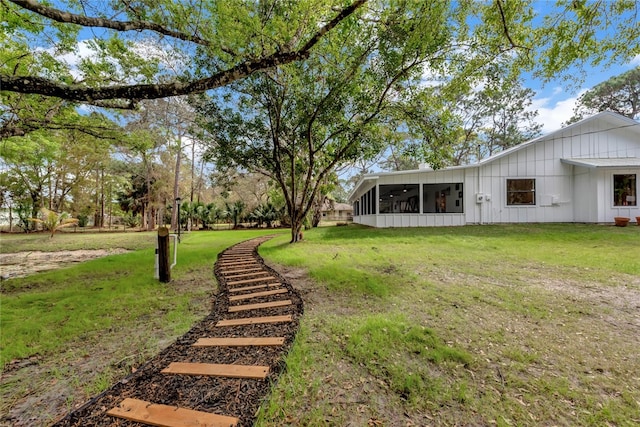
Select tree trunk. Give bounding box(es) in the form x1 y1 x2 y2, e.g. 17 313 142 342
171 144 181 231
8 203 13 232
290 218 303 243
99 168 105 228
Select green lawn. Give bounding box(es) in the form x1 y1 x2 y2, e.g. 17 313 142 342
0 229 284 425
1 224 638 426
255 223 640 427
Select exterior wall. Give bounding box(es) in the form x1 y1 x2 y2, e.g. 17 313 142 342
351 113 640 227
471 142 576 224
470 116 640 224
323 209 353 221
572 166 597 222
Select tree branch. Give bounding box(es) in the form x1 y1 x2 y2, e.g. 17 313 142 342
495 0 530 51
9 0 214 47
2 0 368 104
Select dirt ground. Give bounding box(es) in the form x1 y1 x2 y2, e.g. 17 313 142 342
0 249 129 280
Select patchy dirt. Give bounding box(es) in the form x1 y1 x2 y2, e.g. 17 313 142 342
0 249 129 280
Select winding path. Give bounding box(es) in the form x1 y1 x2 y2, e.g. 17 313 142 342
54 236 303 426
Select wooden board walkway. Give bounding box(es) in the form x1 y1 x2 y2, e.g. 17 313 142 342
103 236 301 427
228 299 292 313
162 362 270 379
215 315 292 327
193 337 285 347
226 276 278 286
228 283 282 293
107 398 238 427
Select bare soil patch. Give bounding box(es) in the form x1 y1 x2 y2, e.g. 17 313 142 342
0 249 129 280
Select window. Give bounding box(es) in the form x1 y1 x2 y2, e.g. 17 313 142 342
507 179 535 205
379 184 419 213
613 174 637 206
357 187 377 215
423 183 464 213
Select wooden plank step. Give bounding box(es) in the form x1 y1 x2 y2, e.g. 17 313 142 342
228 288 288 302
162 362 269 379
224 271 269 279
107 398 238 427
218 260 258 266
219 264 259 269
193 337 285 347
221 267 265 275
216 315 293 327
221 267 263 274
226 276 278 286
228 300 292 313
228 283 281 293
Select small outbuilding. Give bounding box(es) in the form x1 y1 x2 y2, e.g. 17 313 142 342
349 112 640 227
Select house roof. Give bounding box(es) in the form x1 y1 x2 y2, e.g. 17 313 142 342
332 202 353 211
561 158 640 168
322 202 353 212
349 111 640 201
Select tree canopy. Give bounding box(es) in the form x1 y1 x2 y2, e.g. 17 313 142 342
2 0 638 106
567 66 640 124
1 0 366 106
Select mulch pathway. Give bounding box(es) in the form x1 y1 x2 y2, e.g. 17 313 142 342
53 236 303 426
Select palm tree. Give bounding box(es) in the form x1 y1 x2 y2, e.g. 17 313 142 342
30 208 79 238
203 203 222 230
224 200 245 229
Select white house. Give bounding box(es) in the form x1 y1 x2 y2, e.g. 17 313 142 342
349 112 640 227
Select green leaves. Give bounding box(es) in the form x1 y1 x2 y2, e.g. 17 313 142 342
568 66 640 123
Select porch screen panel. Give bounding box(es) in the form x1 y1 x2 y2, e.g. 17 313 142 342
379 184 419 213
370 187 376 214
423 183 464 213
613 174 637 206
507 179 536 205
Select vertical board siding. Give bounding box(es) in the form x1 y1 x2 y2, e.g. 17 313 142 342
351 114 640 228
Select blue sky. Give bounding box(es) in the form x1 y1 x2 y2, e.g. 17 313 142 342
525 55 639 133
522 0 639 133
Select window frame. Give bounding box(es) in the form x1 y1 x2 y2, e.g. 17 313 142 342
613 174 637 207
378 184 420 214
422 183 464 213
506 178 536 206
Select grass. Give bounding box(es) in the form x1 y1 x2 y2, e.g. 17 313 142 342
2 223 639 426
0 228 285 425
255 223 640 426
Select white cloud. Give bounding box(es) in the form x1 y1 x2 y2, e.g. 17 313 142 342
631 54 640 66
528 89 587 133
54 40 96 80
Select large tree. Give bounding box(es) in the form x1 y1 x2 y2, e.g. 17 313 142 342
450 72 542 165
195 1 519 242
567 66 640 124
